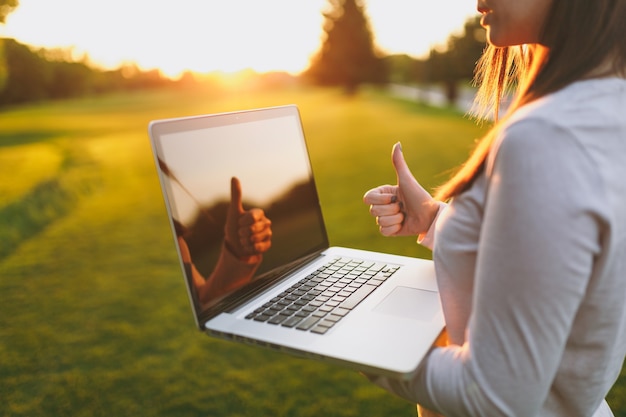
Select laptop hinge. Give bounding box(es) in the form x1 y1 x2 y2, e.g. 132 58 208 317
200 249 326 323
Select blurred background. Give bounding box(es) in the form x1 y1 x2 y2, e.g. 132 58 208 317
0 0 486 108
0 1 623 416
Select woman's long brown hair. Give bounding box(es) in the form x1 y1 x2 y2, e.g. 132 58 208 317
434 0 626 201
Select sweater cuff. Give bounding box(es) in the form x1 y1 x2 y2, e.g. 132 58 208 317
417 202 447 250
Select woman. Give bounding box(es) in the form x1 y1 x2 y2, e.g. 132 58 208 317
363 0 626 415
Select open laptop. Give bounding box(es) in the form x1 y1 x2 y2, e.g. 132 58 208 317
148 104 444 379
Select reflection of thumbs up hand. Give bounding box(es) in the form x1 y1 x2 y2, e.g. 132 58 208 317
224 177 272 261
224 176 244 256
363 142 439 237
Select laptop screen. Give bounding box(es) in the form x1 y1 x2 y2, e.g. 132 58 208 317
149 105 329 324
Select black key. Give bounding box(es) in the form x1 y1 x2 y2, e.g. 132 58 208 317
324 314 341 323
371 262 386 271
371 272 389 281
311 319 336 334
253 314 272 322
268 314 290 325
311 325 330 335
339 284 376 309
330 307 350 317
285 305 300 314
282 316 304 328
296 316 320 330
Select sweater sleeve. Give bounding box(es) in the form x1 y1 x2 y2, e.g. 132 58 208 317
417 201 447 250
370 118 605 416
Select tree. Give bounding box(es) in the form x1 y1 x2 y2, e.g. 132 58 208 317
0 39 51 104
0 0 18 91
304 0 387 94
0 0 17 23
384 54 419 84
444 16 486 81
424 16 486 105
0 38 174 107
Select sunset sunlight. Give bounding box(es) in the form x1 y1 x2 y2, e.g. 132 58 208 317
1 0 478 78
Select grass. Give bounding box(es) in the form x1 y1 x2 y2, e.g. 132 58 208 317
0 85 624 417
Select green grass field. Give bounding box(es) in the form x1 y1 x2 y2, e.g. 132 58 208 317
1 85 624 417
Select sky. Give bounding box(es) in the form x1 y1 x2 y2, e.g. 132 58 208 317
0 0 479 78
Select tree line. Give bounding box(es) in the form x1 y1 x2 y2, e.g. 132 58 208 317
0 0 485 108
304 0 485 102
0 38 175 107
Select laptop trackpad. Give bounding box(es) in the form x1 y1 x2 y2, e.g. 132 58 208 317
374 286 439 322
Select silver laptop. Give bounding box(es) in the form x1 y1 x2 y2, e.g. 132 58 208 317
148 104 444 379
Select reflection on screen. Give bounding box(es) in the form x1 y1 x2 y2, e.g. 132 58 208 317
154 112 328 317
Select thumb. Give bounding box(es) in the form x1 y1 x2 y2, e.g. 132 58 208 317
229 176 244 215
392 142 412 186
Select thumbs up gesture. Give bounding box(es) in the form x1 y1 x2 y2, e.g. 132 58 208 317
363 143 439 237
224 177 272 260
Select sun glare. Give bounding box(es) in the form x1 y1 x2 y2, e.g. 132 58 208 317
1 0 477 79
367 2 477 58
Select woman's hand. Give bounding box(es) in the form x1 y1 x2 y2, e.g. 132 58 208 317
363 142 439 237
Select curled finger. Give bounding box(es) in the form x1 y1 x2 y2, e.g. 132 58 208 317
369 201 402 218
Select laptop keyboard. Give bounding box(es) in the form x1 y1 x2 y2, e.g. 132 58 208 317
245 257 399 334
